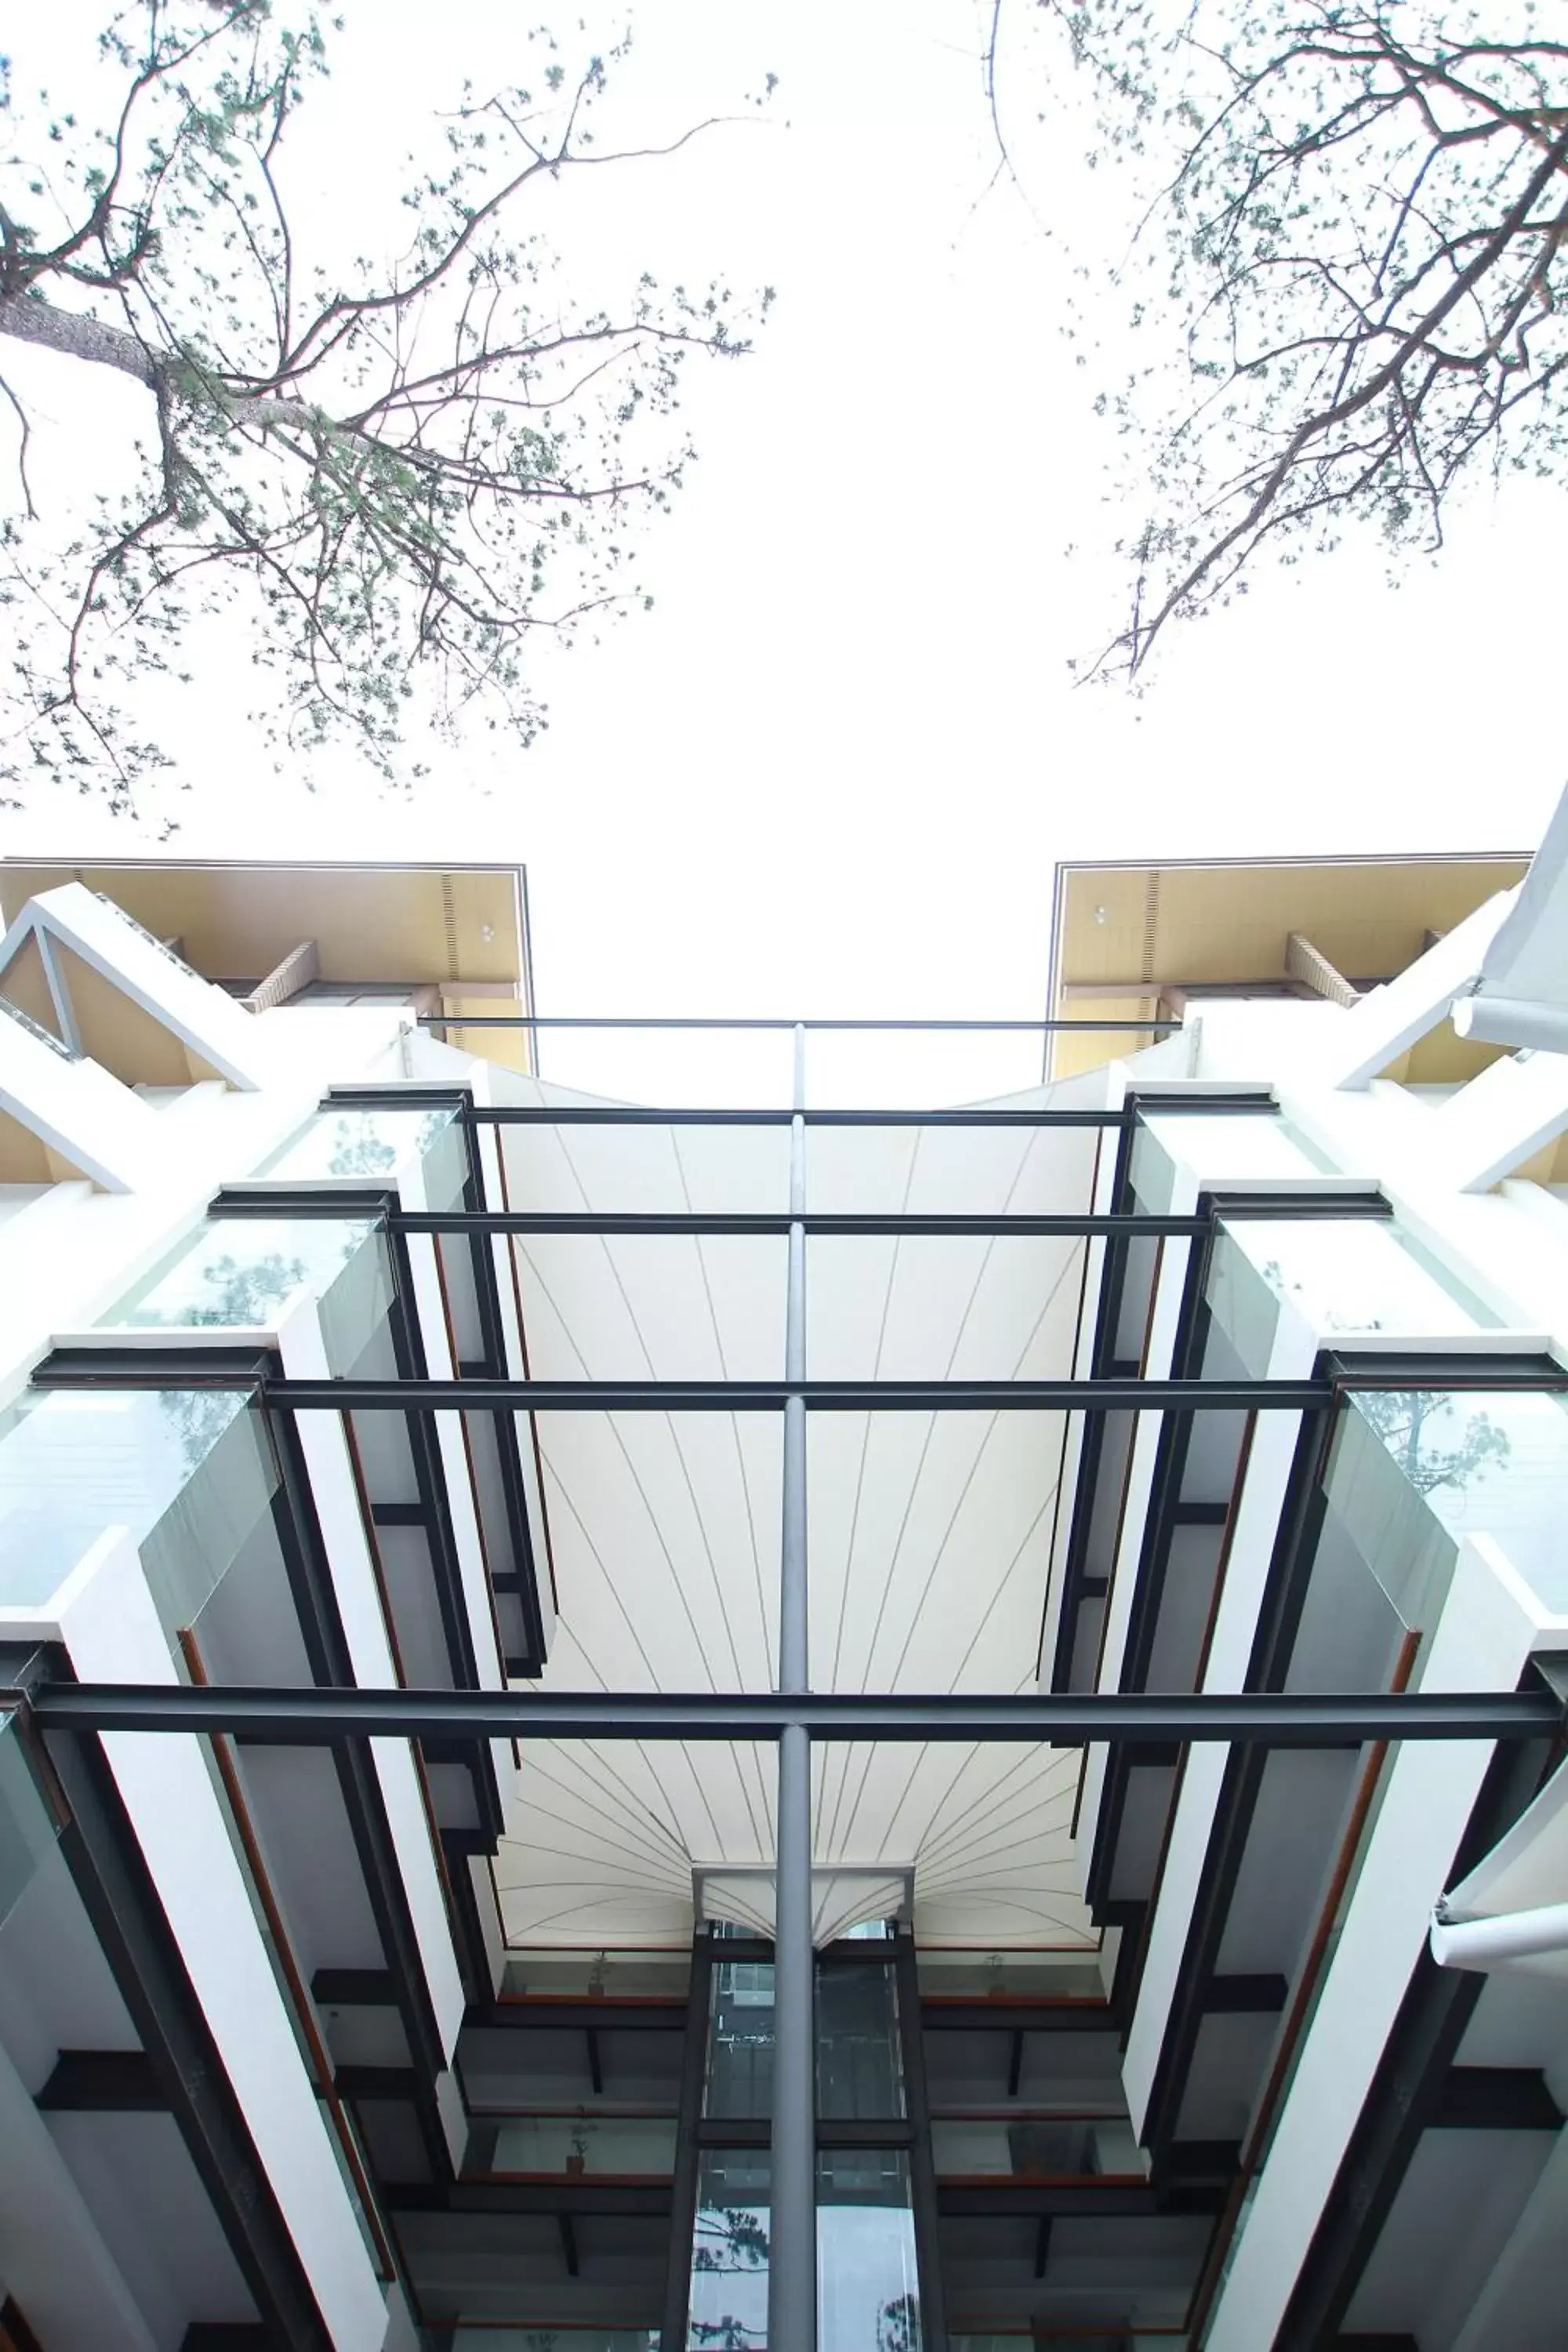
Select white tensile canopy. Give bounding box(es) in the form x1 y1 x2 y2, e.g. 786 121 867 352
487 1071 1112 1952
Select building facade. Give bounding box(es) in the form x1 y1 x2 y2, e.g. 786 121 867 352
0 854 1566 2351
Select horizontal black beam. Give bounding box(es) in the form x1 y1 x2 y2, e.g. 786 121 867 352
920 2002 1115 2034
347 1094 1279 1128
335 2064 418 2102
209 1200 1388 1240
312 1969 397 2008
935 2180 1221 2218
387 2178 673 2216
466 1998 686 2033
27 1682 1563 1747
1203 1973 1290 2014
265 1376 1330 1413
37 2049 166 2112
422 1014 1178 1033
1430 2066 1564 2132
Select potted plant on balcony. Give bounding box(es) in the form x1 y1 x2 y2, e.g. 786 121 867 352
564 2115 590 2178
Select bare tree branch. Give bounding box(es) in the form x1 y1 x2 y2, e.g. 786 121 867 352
1024 0 1568 679
0 3 772 803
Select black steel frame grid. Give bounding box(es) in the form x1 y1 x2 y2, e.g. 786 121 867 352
211 1199 1394 1239
321 1095 1280 1127
1083 1181 1308 1931
659 1926 716 2352
321 1085 549 1673
268 1410 456 2180
421 1014 1181 1033
41 1708 334 2350
1051 1106 1141 1696
250 1377 1335 1413
379 1215 485 1703
1136 1399 1336 2172
894 1926 949 2352
24 1681 1564 1745
1273 1733 1559 2350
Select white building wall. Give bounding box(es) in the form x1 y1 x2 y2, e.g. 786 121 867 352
1206 1536 1566 2352
51 1532 390 2352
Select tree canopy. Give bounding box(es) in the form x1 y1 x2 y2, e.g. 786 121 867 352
1006 0 1568 675
0 3 771 804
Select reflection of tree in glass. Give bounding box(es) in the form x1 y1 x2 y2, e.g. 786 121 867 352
690 2200 770 2350
325 1118 398 1178
184 1252 309 1327
1360 1392 1511 1498
157 1388 242 1475
1261 1258 1381 1335
877 2292 922 2352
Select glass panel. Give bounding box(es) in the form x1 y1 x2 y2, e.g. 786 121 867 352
1330 1385 1568 1619
916 1951 1105 2000
0 1709 62 1936
1206 1214 1495 1378
257 1105 457 1184
929 2118 1144 2177
0 1385 257 1610
816 2148 921 2352
688 2149 771 2350
96 1217 394 1376
816 1960 905 2119
704 1959 775 2119
499 1947 691 1999
467 2115 677 2176
101 1214 379 1334
452 2335 661 2350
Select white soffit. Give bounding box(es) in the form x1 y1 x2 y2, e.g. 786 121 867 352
492 1076 1107 1949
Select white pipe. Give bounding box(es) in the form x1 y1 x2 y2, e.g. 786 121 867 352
1451 993 1568 1054
1431 1900 1568 1970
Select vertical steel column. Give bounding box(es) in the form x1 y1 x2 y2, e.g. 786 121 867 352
770 1024 816 2352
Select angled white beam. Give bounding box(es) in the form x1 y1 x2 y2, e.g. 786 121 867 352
1425 1046 1568 1192
0 1007 162 1192
1312 891 1516 1091
27 884 283 1091
33 924 82 1056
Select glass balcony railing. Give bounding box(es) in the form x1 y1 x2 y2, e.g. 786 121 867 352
931 2118 1145 2179
0 1385 271 1616
916 1953 1107 2002
463 2115 678 2178
499 1948 692 2001
256 1104 466 1203
97 1214 392 1372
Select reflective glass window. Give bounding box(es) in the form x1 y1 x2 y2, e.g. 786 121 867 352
816 2149 921 2352
816 1959 905 2119
703 1959 776 2119
688 2150 770 2350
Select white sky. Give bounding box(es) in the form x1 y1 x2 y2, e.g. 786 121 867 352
2 0 1562 1086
